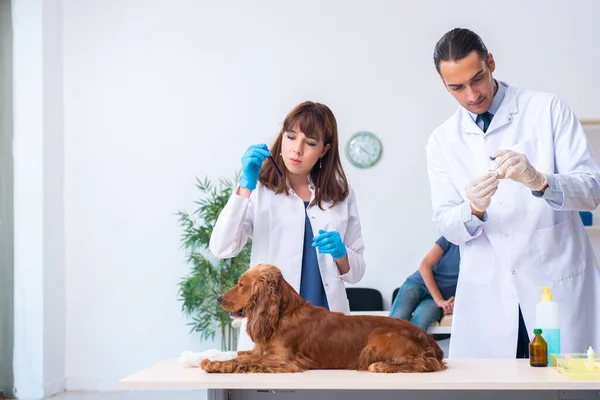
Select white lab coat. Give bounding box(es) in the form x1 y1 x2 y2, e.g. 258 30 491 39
209 180 366 351
427 84 600 358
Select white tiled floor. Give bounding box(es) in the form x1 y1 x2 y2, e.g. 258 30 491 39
46 389 600 400
47 390 208 400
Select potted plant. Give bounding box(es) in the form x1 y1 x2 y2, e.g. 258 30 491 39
177 173 251 351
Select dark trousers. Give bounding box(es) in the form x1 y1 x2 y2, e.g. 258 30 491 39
516 306 530 358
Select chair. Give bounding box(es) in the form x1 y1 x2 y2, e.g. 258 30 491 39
391 287 400 304
390 286 453 337
345 287 384 311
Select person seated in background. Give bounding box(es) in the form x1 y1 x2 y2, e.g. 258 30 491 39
389 236 459 331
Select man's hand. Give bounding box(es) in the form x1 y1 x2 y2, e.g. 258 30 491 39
493 149 548 191
465 173 499 213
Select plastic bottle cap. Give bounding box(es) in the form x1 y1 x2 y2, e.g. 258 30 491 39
534 328 542 334
538 286 552 301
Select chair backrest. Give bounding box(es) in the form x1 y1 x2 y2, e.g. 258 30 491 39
392 287 400 304
345 287 384 311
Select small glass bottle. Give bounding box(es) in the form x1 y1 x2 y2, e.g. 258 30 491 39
489 156 498 176
530 328 548 367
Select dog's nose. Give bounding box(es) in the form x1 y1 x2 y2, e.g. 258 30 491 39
217 295 223 304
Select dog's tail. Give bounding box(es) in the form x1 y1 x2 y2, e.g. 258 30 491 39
410 349 447 372
412 329 445 362
359 327 447 373
366 350 446 373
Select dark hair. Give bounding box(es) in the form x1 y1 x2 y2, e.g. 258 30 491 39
433 28 489 74
259 101 349 209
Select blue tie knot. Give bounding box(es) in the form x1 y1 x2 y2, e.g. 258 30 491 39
479 111 493 133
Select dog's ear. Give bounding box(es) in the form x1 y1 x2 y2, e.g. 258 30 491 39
246 266 282 343
278 278 305 313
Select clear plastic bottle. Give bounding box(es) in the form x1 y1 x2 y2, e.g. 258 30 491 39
489 156 498 176
587 346 595 359
536 287 560 365
529 328 548 367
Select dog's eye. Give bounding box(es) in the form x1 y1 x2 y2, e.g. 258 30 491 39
238 282 243 287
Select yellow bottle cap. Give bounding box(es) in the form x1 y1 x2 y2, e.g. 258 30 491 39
538 286 552 301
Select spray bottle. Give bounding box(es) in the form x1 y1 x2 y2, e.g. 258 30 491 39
536 287 560 365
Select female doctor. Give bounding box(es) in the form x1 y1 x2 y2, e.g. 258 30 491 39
209 101 366 351
427 28 600 358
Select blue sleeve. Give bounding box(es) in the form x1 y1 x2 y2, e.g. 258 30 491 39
464 209 487 235
541 174 565 208
435 236 451 252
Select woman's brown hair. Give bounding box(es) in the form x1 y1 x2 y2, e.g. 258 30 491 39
258 101 349 209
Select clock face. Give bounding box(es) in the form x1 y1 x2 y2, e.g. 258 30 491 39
345 131 382 168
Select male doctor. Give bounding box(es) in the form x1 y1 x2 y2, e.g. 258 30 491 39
426 27 600 358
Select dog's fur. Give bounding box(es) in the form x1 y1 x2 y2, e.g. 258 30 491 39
200 264 447 373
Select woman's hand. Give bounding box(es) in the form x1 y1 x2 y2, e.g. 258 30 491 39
436 296 455 315
240 144 270 191
312 230 347 259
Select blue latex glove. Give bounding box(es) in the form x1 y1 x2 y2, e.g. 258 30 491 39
240 144 270 190
312 230 347 259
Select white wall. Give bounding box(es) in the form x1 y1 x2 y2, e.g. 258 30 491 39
49 0 600 391
13 0 65 398
0 0 14 395
43 0 66 396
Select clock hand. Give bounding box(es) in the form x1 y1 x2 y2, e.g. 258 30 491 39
358 145 374 157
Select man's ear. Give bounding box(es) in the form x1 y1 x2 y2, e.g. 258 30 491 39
487 53 496 73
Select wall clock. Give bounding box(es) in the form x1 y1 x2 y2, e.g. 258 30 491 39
345 131 382 168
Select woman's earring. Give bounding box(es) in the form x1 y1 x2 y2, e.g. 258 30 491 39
319 158 322 169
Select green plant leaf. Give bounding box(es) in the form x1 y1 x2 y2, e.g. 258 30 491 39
177 173 251 350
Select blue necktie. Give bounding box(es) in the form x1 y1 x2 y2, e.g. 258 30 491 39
479 112 493 133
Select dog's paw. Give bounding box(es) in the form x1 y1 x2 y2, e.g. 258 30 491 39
200 359 221 372
367 362 395 373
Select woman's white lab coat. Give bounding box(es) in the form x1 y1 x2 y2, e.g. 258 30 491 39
427 84 600 358
209 180 366 351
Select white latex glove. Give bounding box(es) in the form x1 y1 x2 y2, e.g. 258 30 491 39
493 149 548 191
231 318 242 329
465 173 499 212
180 350 238 367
